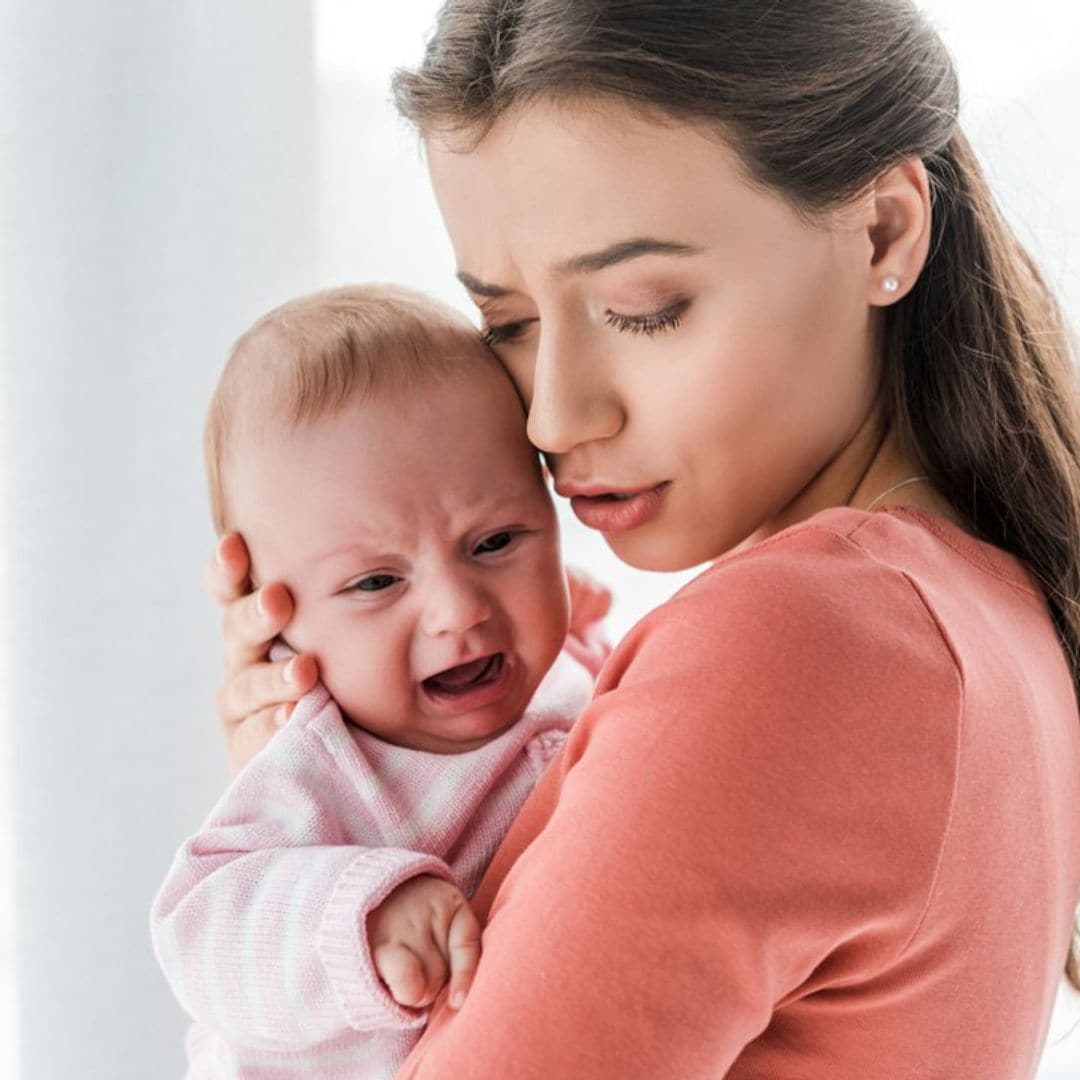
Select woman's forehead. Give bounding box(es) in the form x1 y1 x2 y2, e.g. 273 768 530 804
426 100 805 289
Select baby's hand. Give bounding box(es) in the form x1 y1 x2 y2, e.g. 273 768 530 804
368 874 481 1012
566 565 612 635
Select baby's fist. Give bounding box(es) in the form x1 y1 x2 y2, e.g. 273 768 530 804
367 874 481 1011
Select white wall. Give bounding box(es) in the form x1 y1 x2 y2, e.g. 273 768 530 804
1 2 1078 1077
1 4 320 1077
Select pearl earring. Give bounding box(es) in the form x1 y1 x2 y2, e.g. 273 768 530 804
882 275 900 294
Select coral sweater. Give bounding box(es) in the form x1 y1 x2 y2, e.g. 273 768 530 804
150 634 604 1079
397 506 1080 1079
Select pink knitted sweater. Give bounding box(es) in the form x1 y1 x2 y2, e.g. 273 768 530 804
150 629 604 1079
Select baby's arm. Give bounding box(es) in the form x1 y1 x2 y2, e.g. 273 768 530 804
150 716 462 1050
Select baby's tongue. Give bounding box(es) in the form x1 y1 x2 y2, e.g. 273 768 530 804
429 656 492 690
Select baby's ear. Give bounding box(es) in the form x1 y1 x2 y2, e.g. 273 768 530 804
267 638 297 664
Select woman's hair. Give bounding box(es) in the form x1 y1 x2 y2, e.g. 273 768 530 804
393 0 1080 986
205 283 495 535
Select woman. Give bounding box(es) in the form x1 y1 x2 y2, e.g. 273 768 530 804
206 2 1080 1075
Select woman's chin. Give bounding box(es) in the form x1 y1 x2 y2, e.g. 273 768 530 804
603 529 719 573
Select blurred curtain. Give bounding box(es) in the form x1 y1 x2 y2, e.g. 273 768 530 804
0 4 319 1077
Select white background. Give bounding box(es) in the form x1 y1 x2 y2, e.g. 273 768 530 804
1 2 1078 1076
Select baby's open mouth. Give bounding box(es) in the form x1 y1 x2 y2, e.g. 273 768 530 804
422 653 505 696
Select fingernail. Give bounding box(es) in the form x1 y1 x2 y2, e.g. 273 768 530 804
450 989 465 1009
255 589 266 619
283 658 297 685
275 705 289 727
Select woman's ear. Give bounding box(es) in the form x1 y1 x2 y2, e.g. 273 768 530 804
865 156 933 306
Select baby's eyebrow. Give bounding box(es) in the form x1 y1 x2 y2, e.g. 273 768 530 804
309 494 546 567
457 236 702 299
311 540 383 566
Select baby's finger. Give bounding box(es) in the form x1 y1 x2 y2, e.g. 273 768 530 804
410 934 448 1008
202 534 252 605
221 583 295 675
446 902 482 1009
372 942 428 1009
215 654 316 731
566 565 612 627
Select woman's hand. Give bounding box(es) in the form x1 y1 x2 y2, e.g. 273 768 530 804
203 533 319 775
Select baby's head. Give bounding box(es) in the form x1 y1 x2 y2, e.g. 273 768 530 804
207 284 570 754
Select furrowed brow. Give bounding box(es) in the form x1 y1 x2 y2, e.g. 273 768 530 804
555 237 702 275
457 271 509 299
456 237 702 299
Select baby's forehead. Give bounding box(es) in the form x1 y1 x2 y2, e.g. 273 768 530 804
231 373 536 492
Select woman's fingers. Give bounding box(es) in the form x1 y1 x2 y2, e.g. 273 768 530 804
202 532 317 771
223 705 283 777
202 533 251 604
220 582 295 675
215 653 317 731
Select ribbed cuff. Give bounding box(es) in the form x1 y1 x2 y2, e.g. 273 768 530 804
316 848 456 1031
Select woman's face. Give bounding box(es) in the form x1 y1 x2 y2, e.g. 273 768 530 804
426 99 890 570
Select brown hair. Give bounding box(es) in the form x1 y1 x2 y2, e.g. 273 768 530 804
393 0 1080 986
205 283 497 535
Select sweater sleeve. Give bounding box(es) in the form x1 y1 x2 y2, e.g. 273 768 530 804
395 550 962 1078
150 715 457 1050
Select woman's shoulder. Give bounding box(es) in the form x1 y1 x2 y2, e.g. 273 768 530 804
583 506 966 813
606 505 965 696
562 507 966 909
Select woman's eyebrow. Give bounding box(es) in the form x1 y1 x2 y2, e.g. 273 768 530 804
456 237 702 298
554 237 702 275
457 271 509 299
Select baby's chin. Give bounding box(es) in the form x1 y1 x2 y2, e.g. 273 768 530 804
352 714 521 756
341 699 530 756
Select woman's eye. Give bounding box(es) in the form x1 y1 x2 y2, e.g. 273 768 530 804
481 318 537 346
474 530 516 555
605 301 688 337
351 573 400 593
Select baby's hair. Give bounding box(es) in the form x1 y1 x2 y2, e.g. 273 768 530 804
205 283 500 535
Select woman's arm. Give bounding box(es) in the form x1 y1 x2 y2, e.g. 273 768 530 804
395 554 962 1077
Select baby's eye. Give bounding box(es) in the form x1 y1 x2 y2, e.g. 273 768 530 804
473 530 516 555
351 573 400 593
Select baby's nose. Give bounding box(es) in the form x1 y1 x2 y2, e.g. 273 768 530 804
420 575 492 637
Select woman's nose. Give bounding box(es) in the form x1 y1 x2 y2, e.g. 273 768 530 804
419 573 493 638
525 328 624 454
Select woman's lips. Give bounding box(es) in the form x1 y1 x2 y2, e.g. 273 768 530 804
567 482 672 533
420 652 516 714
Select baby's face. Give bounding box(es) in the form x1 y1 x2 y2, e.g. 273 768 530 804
229 367 570 753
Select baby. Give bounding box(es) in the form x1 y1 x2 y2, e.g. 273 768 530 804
150 285 609 1079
